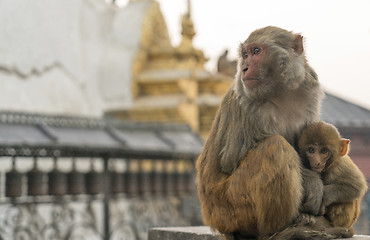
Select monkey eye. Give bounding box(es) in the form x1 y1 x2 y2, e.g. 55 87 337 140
242 51 248 58
307 147 315 154
253 47 261 55
320 147 329 154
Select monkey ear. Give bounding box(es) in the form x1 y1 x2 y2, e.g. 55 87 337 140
293 35 304 55
339 139 351 156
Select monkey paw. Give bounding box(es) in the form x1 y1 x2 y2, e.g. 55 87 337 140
294 213 317 227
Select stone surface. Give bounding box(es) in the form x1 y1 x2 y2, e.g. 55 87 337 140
148 226 370 240
149 226 223 240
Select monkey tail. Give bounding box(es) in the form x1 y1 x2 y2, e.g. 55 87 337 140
233 214 353 240
258 214 353 240
259 226 352 240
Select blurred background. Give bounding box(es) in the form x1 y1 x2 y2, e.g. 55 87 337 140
0 0 369 239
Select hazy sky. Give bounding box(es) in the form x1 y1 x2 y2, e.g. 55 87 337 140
154 0 370 109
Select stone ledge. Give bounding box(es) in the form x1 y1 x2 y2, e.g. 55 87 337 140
148 226 370 240
149 226 223 240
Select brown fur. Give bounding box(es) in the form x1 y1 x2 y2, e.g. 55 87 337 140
323 154 367 232
198 135 302 236
298 121 368 234
196 26 350 239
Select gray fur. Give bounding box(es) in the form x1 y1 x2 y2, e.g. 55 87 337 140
300 168 324 215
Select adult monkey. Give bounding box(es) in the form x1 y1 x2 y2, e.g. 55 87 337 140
196 26 350 239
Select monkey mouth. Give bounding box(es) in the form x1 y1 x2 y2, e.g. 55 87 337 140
243 78 260 88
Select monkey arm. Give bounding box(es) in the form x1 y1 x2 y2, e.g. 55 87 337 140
322 183 360 207
226 135 303 235
197 134 303 236
322 156 368 208
300 168 324 215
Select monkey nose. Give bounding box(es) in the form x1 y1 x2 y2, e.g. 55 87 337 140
243 67 248 72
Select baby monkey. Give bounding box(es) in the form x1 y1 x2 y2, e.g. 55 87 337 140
298 121 367 235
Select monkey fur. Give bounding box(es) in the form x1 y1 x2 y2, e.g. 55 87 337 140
196 26 351 239
298 121 368 235
300 168 324 216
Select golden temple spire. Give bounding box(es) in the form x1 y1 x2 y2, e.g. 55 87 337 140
178 0 195 50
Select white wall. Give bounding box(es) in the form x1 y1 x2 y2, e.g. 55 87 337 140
0 0 151 117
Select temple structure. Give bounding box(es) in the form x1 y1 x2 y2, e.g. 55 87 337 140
105 0 233 138
0 0 233 138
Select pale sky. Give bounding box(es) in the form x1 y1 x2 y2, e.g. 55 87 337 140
154 0 370 110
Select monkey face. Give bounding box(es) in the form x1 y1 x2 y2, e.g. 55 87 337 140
240 43 268 89
305 144 331 173
237 42 279 100
236 28 307 101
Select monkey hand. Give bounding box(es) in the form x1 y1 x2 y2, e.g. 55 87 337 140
294 213 318 226
300 201 320 216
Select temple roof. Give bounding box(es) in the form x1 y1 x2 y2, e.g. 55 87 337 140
0 111 203 159
321 92 370 129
